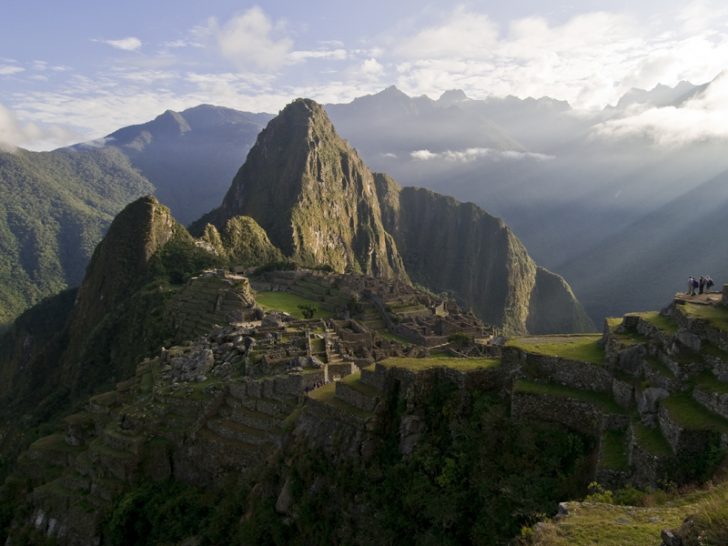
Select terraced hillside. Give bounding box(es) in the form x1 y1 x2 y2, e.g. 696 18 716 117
0 264 503 544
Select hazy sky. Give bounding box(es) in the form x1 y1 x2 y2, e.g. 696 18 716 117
2 0 728 149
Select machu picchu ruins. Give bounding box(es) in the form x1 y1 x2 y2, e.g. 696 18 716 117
11 254 728 544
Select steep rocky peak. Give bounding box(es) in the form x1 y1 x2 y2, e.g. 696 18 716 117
196 99 408 280
68 196 176 338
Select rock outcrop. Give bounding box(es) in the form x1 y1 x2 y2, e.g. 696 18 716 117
193 99 407 280
200 215 284 267
374 174 594 334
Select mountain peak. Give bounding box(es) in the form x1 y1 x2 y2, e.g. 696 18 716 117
437 89 469 105
151 109 191 135
193 98 408 279
379 85 408 97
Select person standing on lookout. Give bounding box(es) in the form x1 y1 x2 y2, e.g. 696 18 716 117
688 276 696 296
699 276 706 295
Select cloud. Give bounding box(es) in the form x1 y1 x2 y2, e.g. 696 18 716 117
397 8 499 59
0 103 21 150
391 4 728 109
410 147 553 162
594 71 728 146
95 37 142 51
361 58 384 78
0 102 76 151
215 7 293 70
289 49 347 61
0 65 25 76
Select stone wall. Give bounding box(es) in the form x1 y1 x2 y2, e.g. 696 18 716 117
172 270 257 342
628 426 672 488
504 348 613 393
510 391 606 436
693 387 728 421
657 406 726 455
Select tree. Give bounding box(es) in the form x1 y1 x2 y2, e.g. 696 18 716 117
298 304 317 319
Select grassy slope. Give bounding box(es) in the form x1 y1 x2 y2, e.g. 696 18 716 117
533 477 728 546
0 148 153 328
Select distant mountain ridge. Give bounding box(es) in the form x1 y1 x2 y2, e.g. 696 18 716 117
98 104 273 225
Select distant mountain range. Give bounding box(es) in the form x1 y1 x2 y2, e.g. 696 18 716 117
2 78 727 327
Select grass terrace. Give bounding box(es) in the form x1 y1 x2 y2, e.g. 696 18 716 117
681 303 728 332
600 430 629 470
514 380 624 414
378 331 413 345
507 334 605 364
380 356 501 372
632 311 678 335
340 371 379 397
695 372 728 394
632 421 672 457
662 393 728 433
605 317 623 331
255 291 333 319
307 382 372 419
612 330 648 348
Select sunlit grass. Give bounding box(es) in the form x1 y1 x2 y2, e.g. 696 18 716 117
380 356 501 372
507 334 605 364
255 291 332 319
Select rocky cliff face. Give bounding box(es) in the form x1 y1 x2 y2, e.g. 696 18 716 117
374 173 593 334
193 99 407 280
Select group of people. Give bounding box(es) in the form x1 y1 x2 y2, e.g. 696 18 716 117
687 275 714 296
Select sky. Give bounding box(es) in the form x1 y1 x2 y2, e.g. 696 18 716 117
2 0 728 149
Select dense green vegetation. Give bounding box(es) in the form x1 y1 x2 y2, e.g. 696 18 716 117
103 382 593 545
0 148 153 329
